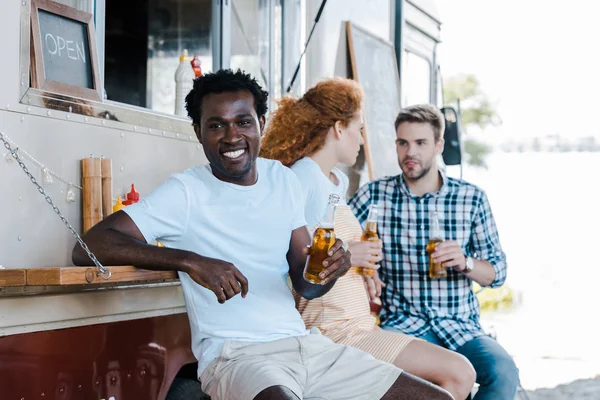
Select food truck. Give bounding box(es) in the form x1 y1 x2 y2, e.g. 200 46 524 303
0 0 443 398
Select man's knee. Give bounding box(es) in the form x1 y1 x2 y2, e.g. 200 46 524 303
462 338 518 378
476 350 519 395
493 355 520 387
254 385 300 400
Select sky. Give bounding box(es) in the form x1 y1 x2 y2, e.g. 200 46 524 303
435 0 600 139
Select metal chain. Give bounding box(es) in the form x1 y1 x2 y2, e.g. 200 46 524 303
2 133 83 190
0 132 111 280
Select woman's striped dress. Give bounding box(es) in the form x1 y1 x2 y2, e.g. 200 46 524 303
295 205 415 363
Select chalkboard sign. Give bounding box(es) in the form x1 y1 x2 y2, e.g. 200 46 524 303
347 22 402 181
30 0 101 101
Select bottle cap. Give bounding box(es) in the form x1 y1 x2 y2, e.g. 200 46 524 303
328 193 340 204
179 49 189 62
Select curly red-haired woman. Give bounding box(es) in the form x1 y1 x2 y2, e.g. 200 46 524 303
261 77 475 400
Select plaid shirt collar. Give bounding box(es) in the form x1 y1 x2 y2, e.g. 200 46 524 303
397 169 450 199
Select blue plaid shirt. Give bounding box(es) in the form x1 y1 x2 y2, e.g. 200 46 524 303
348 171 507 350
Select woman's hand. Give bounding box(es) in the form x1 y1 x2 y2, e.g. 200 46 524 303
363 270 386 302
348 240 382 269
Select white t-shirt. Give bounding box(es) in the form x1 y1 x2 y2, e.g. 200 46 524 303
124 158 309 376
291 157 349 231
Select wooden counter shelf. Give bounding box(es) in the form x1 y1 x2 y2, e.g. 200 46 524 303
0 266 178 287
0 269 27 287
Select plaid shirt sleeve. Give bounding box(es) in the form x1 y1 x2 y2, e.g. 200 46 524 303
471 191 507 288
348 183 372 226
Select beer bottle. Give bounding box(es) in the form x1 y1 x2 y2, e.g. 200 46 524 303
304 194 340 284
427 210 446 279
357 203 379 276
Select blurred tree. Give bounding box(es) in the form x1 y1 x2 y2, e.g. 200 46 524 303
443 74 501 167
463 139 492 167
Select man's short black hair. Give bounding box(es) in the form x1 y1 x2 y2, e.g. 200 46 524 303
185 69 269 125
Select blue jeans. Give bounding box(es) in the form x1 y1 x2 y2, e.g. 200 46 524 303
413 329 519 400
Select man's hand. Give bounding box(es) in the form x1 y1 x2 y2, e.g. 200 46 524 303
183 255 249 304
363 270 386 302
303 239 352 285
432 240 466 272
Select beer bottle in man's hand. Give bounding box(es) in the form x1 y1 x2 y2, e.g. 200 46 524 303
427 210 446 279
304 194 340 284
357 203 379 276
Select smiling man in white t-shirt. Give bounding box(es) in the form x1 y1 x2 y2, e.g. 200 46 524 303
73 69 451 400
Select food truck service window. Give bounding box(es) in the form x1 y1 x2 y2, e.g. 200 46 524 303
21 0 299 127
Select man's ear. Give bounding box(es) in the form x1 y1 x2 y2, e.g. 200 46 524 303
193 123 202 144
436 138 445 155
259 115 266 137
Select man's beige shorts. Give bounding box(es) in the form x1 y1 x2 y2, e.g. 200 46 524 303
200 330 402 400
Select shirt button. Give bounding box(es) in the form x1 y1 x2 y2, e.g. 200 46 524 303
421 225 425 229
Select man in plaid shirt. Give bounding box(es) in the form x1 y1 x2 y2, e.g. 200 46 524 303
349 104 519 399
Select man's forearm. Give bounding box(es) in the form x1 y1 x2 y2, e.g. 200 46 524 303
73 227 193 274
465 259 496 287
289 266 335 300
290 268 335 300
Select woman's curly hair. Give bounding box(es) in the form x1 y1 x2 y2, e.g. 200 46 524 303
260 77 363 167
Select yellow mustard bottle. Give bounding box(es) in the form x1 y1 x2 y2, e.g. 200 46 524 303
112 196 125 213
